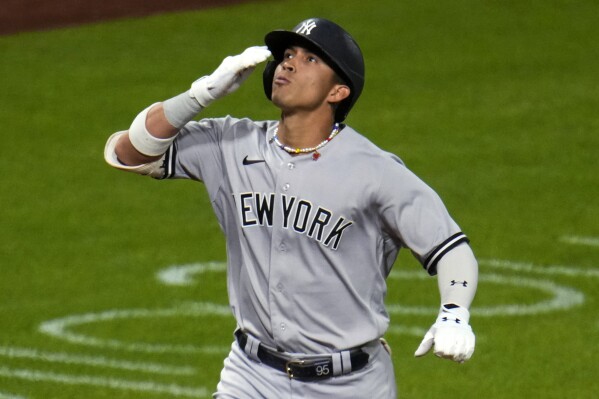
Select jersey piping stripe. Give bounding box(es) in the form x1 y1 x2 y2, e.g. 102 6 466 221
424 232 469 275
160 142 177 180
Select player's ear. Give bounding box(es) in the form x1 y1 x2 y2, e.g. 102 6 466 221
328 84 350 105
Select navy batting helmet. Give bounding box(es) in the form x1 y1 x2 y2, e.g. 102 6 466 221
263 18 365 122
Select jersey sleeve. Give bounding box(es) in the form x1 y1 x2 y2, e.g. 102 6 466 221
376 153 469 275
161 117 232 200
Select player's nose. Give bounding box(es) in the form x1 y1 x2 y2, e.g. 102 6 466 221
281 58 296 72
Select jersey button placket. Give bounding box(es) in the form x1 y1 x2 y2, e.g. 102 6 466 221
281 161 295 192
269 159 296 343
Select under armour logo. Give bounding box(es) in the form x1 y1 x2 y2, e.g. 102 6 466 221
451 280 468 287
296 19 317 35
442 316 462 324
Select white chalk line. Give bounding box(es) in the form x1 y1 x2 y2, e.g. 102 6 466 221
386 271 584 317
39 302 232 355
560 235 599 248
0 366 207 398
21 249 593 392
0 346 194 376
157 262 226 286
386 325 427 337
480 258 599 278
39 270 585 351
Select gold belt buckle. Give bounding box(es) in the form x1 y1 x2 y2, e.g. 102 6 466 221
285 359 305 378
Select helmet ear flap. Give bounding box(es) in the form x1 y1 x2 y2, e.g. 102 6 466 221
263 60 278 101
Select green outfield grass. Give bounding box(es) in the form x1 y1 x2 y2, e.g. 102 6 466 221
0 0 597 397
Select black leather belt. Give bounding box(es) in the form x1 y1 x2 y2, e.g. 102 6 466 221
235 330 369 381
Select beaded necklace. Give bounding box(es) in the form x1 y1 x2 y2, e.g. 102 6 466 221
270 123 341 161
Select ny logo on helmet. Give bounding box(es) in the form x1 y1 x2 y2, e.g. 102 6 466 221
296 19 317 35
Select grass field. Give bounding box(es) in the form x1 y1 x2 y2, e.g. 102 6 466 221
1 0 598 397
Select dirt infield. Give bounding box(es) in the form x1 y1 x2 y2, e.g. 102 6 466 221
0 0 253 35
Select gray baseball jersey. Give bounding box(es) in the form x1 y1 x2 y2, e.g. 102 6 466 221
157 116 467 354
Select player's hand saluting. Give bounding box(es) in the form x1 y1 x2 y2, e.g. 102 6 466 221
414 304 475 363
190 46 272 107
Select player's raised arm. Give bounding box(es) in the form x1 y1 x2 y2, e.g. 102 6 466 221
104 46 271 171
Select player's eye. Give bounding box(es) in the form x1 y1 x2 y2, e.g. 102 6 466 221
307 56 317 63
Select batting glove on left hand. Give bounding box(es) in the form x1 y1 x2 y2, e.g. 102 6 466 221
189 46 272 107
414 304 475 363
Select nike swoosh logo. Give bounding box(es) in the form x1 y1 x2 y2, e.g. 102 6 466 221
243 156 266 165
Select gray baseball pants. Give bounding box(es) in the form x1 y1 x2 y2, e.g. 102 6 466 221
213 338 397 398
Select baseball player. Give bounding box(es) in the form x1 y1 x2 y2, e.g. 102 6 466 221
104 18 478 398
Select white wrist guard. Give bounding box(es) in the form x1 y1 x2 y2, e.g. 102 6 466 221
128 103 177 156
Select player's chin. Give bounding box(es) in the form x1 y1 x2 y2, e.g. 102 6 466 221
270 91 291 110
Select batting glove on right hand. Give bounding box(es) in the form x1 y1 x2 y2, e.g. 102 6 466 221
414 304 475 363
189 46 271 107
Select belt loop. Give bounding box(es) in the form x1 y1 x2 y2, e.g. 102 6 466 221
243 333 261 362
331 353 342 377
341 350 352 375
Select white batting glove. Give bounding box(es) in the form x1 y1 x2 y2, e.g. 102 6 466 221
189 46 271 107
414 304 475 363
